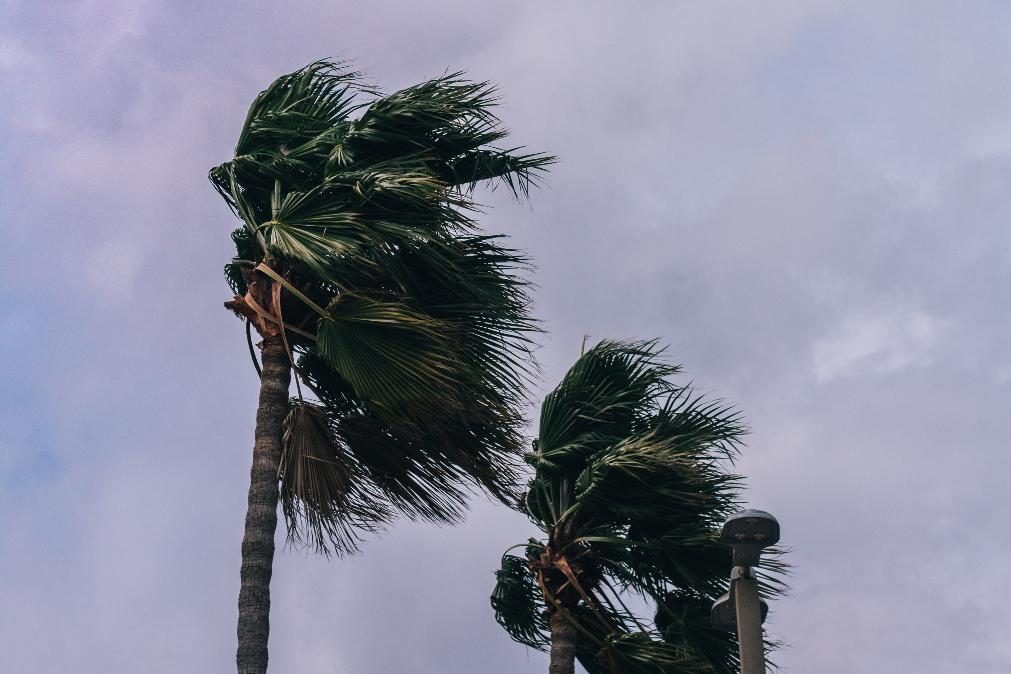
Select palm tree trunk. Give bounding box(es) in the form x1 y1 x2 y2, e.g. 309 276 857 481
549 609 578 674
237 335 291 674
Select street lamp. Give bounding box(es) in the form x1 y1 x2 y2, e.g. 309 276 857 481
712 509 780 674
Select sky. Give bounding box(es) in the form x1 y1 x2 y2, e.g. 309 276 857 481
1 1 1010 672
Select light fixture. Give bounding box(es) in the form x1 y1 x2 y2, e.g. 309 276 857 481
712 509 781 674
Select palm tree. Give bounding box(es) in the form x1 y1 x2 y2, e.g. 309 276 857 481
491 341 785 673
209 60 552 674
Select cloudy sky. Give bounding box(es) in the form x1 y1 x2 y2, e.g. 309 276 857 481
2 1 1010 672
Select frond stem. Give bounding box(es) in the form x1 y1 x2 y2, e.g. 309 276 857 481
243 294 317 341
245 319 262 376
555 556 613 633
501 542 545 562
272 282 303 404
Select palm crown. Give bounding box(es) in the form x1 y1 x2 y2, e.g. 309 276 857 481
210 60 553 554
492 341 786 673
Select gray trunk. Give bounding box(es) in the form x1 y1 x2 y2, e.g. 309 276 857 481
549 609 578 674
236 336 290 674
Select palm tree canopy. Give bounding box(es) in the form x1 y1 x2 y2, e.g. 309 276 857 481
492 340 787 673
210 60 553 554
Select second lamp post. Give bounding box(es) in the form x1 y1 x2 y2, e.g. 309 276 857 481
711 509 780 674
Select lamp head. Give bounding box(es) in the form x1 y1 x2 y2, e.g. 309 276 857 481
720 509 780 567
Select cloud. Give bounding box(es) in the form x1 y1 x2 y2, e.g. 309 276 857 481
83 239 145 302
812 302 948 382
0 34 35 69
2 2 1011 673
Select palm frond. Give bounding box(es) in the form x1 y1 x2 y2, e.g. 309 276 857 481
315 294 462 419
373 233 539 415
536 340 679 472
332 73 553 196
655 589 740 674
755 546 792 601
440 148 556 197
277 401 389 555
594 632 706 674
492 554 550 650
573 425 743 525
296 350 520 525
334 411 481 523
236 60 369 162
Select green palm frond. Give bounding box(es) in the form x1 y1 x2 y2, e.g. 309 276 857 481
535 340 680 474
332 74 554 195
655 589 740 674
235 60 370 171
294 348 522 525
754 547 791 601
556 605 703 674
213 59 552 554
655 587 784 673
336 411 495 523
492 554 550 650
315 294 462 417
574 426 741 523
593 419 746 596
595 632 706 674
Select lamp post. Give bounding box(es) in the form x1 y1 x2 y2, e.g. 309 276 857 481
711 509 780 674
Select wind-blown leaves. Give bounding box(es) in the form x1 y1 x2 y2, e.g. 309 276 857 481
294 349 519 525
331 74 553 194
315 294 461 418
278 402 389 556
535 340 680 472
212 59 552 554
492 554 550 650
594 632 704 674
492 340 788 672
655 589 741 674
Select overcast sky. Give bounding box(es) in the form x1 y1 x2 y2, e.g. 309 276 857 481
2 1 1010 672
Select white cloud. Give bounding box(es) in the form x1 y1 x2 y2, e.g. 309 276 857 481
812 302 948 382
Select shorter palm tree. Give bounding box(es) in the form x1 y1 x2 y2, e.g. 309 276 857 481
491 340 785 673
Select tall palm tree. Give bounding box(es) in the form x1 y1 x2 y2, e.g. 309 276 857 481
491 341 785 673
210 60 552 674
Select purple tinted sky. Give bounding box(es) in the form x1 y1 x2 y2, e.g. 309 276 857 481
2 1 1010 672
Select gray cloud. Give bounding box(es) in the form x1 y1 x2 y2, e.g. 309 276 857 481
1 1 1009 672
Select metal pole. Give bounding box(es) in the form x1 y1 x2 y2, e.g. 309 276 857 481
733 566 765 674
